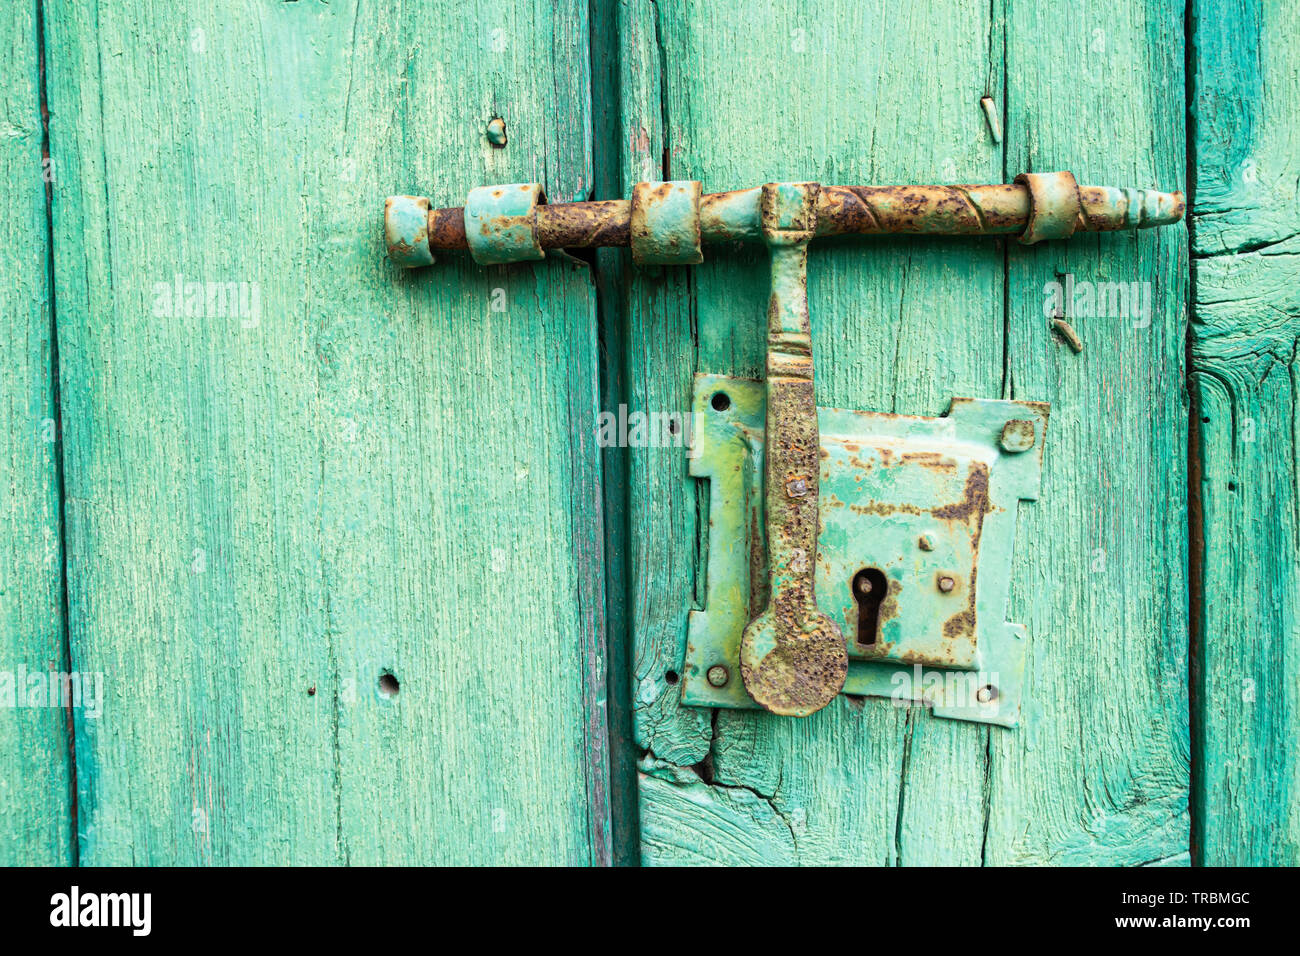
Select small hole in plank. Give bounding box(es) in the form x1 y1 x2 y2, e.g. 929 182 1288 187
711 392 731 412
378 672 400 698
664 670 679 685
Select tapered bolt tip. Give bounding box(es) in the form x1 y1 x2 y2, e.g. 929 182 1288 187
1084 185 1186 230
1148 189 1186 226
384 195 434 267
1164 192 1185 223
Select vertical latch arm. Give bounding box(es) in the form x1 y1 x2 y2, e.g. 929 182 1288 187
738 183 848 717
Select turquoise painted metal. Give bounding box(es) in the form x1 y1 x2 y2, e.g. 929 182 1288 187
683 375 1048 728
383 195 433 267
463 182 545 265
630 180 703 264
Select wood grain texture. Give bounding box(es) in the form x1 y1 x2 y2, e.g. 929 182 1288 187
0 0 74 866
1190 0 1300 865
994 0 1189 866
43 0 608 864
621 0 1189 865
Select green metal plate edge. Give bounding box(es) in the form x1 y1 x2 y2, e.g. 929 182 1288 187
680 373 1047 728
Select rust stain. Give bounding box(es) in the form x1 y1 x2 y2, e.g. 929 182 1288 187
943 609 975 640
747 506 767 618
878 577 902 626
930 463 992 522
427 206 469 249
899 451 957 472
941 565 980 651
849 500 923 516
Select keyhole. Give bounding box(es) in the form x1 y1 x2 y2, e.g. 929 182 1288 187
852 568 888 646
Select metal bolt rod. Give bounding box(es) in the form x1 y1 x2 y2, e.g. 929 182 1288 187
416 181 1183 253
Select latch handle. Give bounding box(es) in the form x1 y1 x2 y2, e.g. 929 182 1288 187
738 183 848 716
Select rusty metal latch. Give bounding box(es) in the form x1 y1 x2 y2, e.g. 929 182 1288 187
385 172 1184 720
738 182 848 716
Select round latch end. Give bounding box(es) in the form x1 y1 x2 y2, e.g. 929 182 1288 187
384 195 434 267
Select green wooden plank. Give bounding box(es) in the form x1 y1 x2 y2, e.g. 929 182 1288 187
1190 0 1300 865
621 0 1188 865
621 0 1003 865
44 0 608 864
0 0 74 866
993 0 1189 865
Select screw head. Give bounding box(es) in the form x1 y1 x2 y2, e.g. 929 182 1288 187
785 477 808 498
918 534 935 551
706 665 730 688
937 575 956 593
999 419 1036 453
977 685 999 703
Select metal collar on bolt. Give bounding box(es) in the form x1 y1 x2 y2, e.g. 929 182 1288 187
631 180 703 264
463 183 546 265
1014 171 1082 243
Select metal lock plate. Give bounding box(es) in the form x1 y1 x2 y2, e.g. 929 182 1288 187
683 374 1048 726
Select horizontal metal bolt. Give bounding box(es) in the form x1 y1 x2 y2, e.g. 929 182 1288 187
386 174 1186 269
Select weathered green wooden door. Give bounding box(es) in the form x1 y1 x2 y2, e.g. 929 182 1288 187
2 0 1296 866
